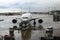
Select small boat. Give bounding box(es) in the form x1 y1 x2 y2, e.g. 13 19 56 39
0 19 4 21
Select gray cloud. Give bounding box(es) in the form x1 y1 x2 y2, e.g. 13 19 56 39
0 0 60 12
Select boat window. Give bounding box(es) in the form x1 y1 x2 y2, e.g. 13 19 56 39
23 17 28 19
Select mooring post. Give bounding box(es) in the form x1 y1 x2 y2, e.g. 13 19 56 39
9 28 15 40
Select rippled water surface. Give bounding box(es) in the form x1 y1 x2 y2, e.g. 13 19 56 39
0 14 60 40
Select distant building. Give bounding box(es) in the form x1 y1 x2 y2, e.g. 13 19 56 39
0 12 21 16
31 12 49 14
49 10 60 15
50 10 60 21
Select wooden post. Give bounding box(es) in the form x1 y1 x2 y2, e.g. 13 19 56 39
9 28 15 40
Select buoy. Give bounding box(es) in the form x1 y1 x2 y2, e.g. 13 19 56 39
13 26 17 29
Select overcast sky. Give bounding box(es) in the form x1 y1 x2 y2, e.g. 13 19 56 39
0 0 60 12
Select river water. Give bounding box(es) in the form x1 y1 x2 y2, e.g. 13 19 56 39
0 14 60 40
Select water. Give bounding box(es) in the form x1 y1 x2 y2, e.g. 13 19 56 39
0 14 60 40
